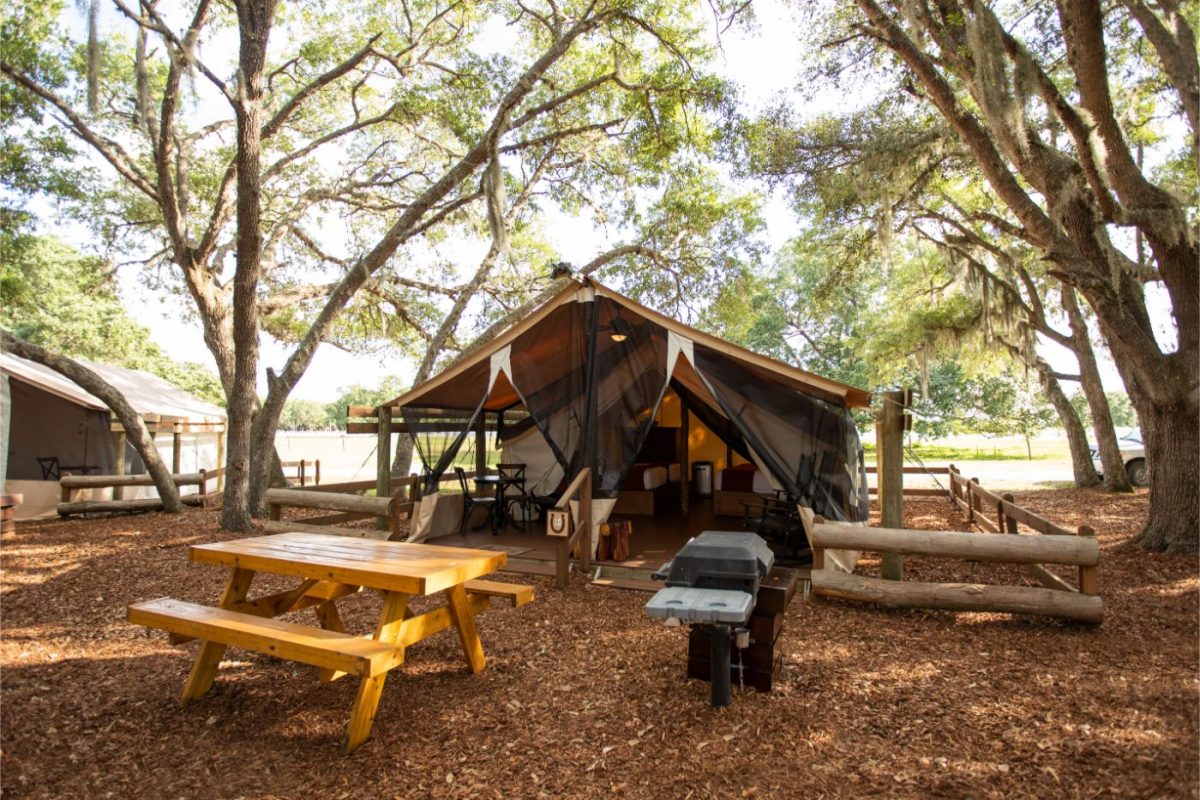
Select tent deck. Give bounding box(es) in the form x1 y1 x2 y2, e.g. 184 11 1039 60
427 498 745 572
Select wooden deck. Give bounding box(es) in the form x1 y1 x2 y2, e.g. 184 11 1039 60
428 498 746 571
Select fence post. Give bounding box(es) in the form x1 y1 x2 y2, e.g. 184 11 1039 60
964 478 974 524
299 460 306 487
879 389 906 580
556 536 569 590
315 459 321 486
967 478 983 525
1077 525 1098 594
1001 493 1018 534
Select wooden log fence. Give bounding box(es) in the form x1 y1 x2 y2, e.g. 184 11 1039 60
863 465 953 498
810 477 1104 624
58 468 226 516
280 459 320 487
264 471 483 537
947 465 1098 596
265 481 418 539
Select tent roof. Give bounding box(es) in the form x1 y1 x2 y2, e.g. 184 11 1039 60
386 279 871 410
0 353 226 423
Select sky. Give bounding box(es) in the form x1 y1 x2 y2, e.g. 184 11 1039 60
50 0 1148 403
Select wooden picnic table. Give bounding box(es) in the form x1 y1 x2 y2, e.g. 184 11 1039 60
128 531 533 752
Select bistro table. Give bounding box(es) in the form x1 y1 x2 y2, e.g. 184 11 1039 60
128 531 534 752
473 473 527 531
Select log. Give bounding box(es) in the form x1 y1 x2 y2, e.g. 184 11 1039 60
60 472 208 489
868 487 950 497
306 480 377 494
864 466 950 474
999 499 1075 537
1024 563 1078 593
58 495 206 516
263 488 390 516
260 520 390 540
811 524 1100 567
810 569 1103 624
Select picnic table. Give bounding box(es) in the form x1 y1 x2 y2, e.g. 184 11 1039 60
128 531 534 752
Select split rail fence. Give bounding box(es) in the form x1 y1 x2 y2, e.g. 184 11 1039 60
58 468 226 517
864 465 952 498
280 459 320 487
809 466 1102 624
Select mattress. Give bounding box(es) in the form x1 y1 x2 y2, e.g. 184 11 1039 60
622 463 669 491
716 465 774 495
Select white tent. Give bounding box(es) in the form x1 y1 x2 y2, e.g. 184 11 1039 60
0 353 226 518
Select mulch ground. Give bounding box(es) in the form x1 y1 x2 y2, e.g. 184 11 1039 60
2 488 1196 799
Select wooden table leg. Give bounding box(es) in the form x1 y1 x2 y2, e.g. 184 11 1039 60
315 600 347 683
345 590 408 753
446 583 486 674
180 567 255 706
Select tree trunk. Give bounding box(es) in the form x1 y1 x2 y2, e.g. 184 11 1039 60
1 332 184 512
1036 364 1100 486
220 0 276 531
848 0 1198 551
1062 286 1132 492
1132 388 1200 554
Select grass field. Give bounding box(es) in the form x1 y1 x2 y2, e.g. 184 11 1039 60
863 433 1072 463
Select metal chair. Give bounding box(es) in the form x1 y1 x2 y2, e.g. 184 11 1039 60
37 457 61 481
455 467 497 535
741 496 812 562
496 463 532 528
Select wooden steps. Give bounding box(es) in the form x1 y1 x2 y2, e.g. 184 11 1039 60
590 577 664 593
128 598 403 677
500 557 559 577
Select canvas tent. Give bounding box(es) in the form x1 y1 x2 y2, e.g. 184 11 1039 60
386 279 871 543
0 352 227 518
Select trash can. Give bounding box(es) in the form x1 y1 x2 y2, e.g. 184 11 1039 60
692 461 713 498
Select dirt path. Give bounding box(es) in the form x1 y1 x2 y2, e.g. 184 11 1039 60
1 490 1195 799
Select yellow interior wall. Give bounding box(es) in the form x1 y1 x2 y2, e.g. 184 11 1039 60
654 389 749 475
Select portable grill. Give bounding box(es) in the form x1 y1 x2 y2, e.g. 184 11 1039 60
645 532 774 707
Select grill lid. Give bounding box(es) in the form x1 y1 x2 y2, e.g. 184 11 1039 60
663 531 774 593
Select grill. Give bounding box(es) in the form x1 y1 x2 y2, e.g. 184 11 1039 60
645 532 775 707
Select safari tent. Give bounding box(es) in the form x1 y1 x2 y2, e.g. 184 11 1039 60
0 353 227 518
382 279 871 546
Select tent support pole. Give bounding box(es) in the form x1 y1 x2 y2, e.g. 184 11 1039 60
113 430 127 501
475 413 487 477
216 428 226 491
680 406 690 513
172 422 182 474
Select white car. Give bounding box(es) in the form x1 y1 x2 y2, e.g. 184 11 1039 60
1091 429 1148 487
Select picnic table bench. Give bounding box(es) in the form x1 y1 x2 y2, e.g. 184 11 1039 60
128 531 534 752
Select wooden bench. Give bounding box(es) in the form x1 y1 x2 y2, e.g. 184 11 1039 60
129 598 405 678
463 579 534 607
134 581 535 667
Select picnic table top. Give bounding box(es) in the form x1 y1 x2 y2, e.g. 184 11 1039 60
189 531 507 596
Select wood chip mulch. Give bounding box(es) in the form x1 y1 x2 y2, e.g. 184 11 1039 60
1 488 1195 799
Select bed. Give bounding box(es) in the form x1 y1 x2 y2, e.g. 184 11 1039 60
713 463 777 516
613 427 683 516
